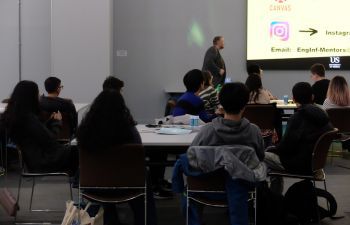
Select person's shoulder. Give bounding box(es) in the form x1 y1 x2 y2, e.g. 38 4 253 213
206 46 217 54
196 121 216 136
198 87 210 96
314 79 329 87
188 93 204 104
322 98 331 107
245 118 261 133
57 97 73 104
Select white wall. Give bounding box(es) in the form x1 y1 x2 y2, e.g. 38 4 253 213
51 0 113 103
0 0 51 99
0 0 19 100
21 0 51 94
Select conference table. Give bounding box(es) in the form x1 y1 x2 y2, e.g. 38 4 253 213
137 125 197 147
71 124 197 150
71 124 198 166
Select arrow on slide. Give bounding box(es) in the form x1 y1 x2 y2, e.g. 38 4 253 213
299 28 318 36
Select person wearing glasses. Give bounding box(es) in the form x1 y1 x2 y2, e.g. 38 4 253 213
39 76 78 136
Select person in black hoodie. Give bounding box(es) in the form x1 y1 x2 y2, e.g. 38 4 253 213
265 82 333 194
40 77 78 137
1 80 78 174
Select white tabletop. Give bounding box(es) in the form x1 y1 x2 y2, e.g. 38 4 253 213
70 124 198 147
137 125 198 146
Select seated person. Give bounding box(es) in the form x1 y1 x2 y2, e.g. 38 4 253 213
1 81 78 175
247 63 263 77
173 69 215 123
40 77 77 137
245 74 279 144
77 90 157 225
198 71 220 115
184 82 265 225
265 82 333 194
102 76 124 92
310 63 330 105
323 75 350 110
245 74 275 104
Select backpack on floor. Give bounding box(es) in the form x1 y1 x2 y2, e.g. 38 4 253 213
256 182 300 225
284 179 338 223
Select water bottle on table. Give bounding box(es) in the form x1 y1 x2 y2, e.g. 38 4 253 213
190 115 199 127
283 95 289 105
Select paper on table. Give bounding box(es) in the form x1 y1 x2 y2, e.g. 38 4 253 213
155 127 192 135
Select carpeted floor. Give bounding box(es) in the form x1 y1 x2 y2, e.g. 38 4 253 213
1 157 350 225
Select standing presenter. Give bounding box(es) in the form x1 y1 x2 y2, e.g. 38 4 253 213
202 36 226 87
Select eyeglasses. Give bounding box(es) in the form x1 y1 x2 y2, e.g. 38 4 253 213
59 85 64 89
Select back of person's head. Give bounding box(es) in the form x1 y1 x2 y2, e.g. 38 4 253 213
44 76 61 94
247 64 261 76
202 71 213 87
183 69 204 92
77 90 136 152
102 76 124 92
292 82 313 105
2 80 40 139
213 36 223 45
327 76 350 106
245 74 263 103
219 82 249 114
310 63 326 77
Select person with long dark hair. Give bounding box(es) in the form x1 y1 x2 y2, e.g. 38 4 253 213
1 80 77 174
245 74 275 104
77 90 157 225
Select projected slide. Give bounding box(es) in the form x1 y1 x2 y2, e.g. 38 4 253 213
247 0 350 70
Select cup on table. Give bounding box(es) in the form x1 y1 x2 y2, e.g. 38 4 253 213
283 95 289 105
190 115 199 127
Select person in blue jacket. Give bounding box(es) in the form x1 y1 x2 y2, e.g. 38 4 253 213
173 69 216 123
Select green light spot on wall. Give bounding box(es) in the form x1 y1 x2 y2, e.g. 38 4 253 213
187 21 205 48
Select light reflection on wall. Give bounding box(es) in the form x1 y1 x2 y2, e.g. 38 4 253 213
187 21 205 48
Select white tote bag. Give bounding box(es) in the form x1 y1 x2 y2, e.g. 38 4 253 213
61 201 104 225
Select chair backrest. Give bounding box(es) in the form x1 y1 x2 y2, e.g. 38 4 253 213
312 128 339 171
187 169 226 192
40 111 72 140
326 108 350 133
243 103 278 130
164 99 177 116
57 113 72 140
79 144 146 188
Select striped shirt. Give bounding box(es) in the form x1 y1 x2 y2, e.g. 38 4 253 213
199 86 220 114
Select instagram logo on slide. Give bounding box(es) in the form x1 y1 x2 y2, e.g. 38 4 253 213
270 21 290 41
